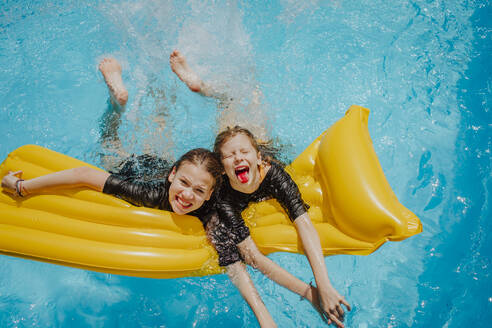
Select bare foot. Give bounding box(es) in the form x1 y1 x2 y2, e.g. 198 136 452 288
99 58 128 107
170 50 202 93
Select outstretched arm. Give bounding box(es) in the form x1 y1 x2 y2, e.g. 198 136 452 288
238 236 330 323
1 167 109 196
226 261 277 328
294 213 351 328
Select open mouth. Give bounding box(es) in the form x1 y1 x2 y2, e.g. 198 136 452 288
235 165 250 183
176 196 192 209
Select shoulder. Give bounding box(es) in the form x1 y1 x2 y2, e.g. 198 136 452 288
216 182 242 212
266 161 292 183
192 199 216 221
217 177 230 196
218 177 240 200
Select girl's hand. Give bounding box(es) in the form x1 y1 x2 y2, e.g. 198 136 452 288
1 170 23 194
318 287 351 328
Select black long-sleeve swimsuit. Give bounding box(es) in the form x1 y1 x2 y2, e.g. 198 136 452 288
102 155 216 224
212 161 309 266
101 157 308 267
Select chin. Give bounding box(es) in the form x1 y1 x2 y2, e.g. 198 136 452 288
171 203 191 215
233 182 250 193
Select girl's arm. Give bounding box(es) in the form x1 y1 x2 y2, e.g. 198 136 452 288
1 167 110 196
266 163 350 326
226 261 277 328
237 236 329 323
294 213 351 328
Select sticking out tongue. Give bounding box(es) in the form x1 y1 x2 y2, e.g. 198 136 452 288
236 167 249 183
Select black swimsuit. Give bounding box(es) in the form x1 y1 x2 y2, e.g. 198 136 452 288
102 157 218 232
213 161 309 266
102 157 308 268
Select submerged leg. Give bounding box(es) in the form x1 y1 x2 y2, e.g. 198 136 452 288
99 58 129 107
98 58 130 170
98 103 129 170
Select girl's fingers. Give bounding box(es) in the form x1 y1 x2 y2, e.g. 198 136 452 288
12 170 23 177
341 298 351 311
329 312 344 328
336 304 345 318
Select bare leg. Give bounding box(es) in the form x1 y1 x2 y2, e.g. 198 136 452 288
170 50 228 98
169 50 203 93
98 103 130 171
169 50 268 138
99 58 129 107
97 58 131 169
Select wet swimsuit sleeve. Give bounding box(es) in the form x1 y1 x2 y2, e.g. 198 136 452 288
102 174 167 209
205 210 243 267
268 163 309 222
215 196 251 245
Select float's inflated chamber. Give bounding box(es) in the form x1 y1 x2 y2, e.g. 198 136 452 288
0 106 422 278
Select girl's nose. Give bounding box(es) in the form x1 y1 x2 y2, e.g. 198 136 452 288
233 153 243 163
181 188 194 200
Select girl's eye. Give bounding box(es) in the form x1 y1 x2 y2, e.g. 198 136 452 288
180 179 189 186
241 149 249 154
195 189 205 195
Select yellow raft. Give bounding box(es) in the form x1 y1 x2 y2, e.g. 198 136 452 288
0 106 422 278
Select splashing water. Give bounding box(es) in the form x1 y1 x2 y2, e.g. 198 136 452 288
0 0 490 327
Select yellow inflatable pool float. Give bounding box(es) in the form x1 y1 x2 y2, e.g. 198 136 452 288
0 106 422 278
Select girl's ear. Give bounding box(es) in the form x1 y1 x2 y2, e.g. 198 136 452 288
168 166 177 183
205 187 213 201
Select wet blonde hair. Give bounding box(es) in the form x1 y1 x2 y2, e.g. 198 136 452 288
213 126 282 165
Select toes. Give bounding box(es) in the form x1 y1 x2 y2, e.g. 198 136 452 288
188 83 201 93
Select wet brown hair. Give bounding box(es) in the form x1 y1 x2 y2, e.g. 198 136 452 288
174 148 223 188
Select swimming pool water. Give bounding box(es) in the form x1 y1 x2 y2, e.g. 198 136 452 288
0 0 490 327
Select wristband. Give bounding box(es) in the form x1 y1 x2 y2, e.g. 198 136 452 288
300 281 314 301
15 179 25 197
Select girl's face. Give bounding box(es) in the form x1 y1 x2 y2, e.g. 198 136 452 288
167 162 214 215
220 133 262 194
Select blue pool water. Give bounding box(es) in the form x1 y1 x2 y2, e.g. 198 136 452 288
1 0 490 327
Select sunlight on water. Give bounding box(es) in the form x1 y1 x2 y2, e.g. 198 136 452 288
0 0 490 327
